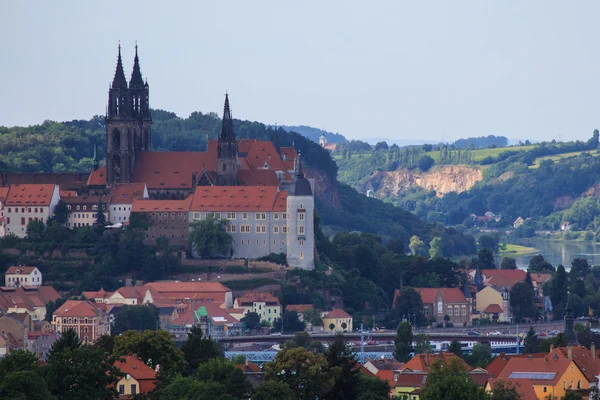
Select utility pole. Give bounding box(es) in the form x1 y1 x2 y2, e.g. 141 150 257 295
516 324 520 355
360 323 365 363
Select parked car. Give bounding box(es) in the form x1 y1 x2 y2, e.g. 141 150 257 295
487 331 501 336
467 331 480 336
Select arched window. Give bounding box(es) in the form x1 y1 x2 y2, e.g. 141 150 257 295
222 163 227 172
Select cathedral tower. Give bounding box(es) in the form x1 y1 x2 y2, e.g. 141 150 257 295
128 44 152 152
216 94 238 186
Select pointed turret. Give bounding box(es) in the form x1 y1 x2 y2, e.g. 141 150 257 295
93 139 99 170
273 125 281 155
112 44 127 89
564 291 579 345
220 93 235 141
129 43 144 88
290 155 312 196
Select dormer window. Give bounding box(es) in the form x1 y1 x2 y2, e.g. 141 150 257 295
82 206 87 211
76 206 80 210
67 205 71 210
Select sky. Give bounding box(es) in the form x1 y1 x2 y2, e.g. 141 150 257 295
1 1 600 142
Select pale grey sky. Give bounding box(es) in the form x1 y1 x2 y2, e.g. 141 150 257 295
1 1 599 142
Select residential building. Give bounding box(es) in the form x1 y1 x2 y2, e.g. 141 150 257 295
5 266 42 287
114 355 158 398
143 281 233 309
0 187 10 237
0 285 60 322
0 314 29 350
323 309 353 332
82 288 113 303
4 184 60 237
285 304 314 321
26 331 56 361
402 351 471 373
62 195 109 228
52 300 111 343
393 288 472 326
476 286 512 323
486 378 537 400
394 371 428 400
108 183 148 225
233 292 281 324
131 196 192 247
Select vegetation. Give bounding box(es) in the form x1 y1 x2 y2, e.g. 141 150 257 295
189 216 233 258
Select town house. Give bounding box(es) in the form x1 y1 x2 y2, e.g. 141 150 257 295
4 184 60 238
5 266 42 287
52 300 111 343
233 292 281 324
62 195 109 228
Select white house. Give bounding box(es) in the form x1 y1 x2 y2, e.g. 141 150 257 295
4 184 60 238
108 183 148 225
5 266 42 287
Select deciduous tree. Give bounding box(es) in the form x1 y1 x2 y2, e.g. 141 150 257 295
181 326 223 375
394 321 413 362
189 216 232 258
421 358 489 400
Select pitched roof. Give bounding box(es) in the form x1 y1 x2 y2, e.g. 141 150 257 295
236 169 281 186
5 184 57 206
497 357 575 385
0 187 9 202
529 273 552 284
114 355 157 394
551 345 600 382
54 300 101 318
6 266 38 275
393 288 439 307
109 183 147 204
131 196 192 213
402 352 471 373
325 308 352 319
234 361 261 373
481 269 526 285
60 195 109 205
395 372 428 387
439 288 467 303
483 304 503 314
82 288 113 300
236 292 280 306
0 286 60 310
59 190 78 198
285 304 314 313
132 152 217 190
488 378 538 400
87 166 107 186
190 186 287 212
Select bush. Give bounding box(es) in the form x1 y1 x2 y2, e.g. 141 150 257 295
257 253 288 266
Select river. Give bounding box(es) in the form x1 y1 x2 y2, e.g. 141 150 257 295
513 239 600 270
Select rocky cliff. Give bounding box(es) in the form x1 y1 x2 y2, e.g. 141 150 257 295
359 165 483 197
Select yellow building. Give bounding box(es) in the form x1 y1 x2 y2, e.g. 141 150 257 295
475 285 511 322
114 356 157 397
233 292 281 324
494 356 590 399
323 309 353 332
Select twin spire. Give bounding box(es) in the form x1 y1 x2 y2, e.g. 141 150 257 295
112 43 145 89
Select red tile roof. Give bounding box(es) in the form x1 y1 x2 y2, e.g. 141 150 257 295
236 169 280 186
60 195 109 205
234 361 261 373
144 281 230 293
59 190 78 198
481 269 526 284
82 288 113 300
236 292 280 306
87 167 106 186
488 378 538 400
54 300 102 318
110 183 147 204
285 304 314 313
393 288 439 307
497 357 575 385
133 152 217 190
551 345 600 383
131 196 192 213
483 304 503 314
439 288 467 303
0 187 9 202
402 352 471 373
0 286 60 310
114 355 157 394
325 309 352 319
395 372 428 387
190 186 287 212
6 184 57 206
6 266 38 275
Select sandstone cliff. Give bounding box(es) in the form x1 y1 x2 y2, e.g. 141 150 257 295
359 165 483 198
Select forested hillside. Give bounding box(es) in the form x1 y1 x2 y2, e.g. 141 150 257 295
278 125 347 144
0 110 476 256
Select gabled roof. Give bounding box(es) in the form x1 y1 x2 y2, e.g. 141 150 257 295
236 292 280 306
488 378 537 400
190 186 286 212
87 166 107 186
497 357 577 385
439 288 467 303
6 184 57 206
551 345 600 383
402 352 471 373
114 355 157 394
393 288 440 307
82 288 113 300
133 152 217 190
109 183 147 204
132 196 192 213
6 266 38 275
395 372 428 387
236 169 280 186
483 304 503 314
481 269 526 285
54 300 102 318
324 308 352 319
0 286 59 310
59 190 78 198
234 361 261 373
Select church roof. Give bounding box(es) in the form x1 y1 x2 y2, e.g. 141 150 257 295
129 45 144 88
132 152 217 190
87 167 106 186
190 186 287 212
111 45 127 89
132 196 192 213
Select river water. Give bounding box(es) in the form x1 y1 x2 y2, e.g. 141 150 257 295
512 239 600 270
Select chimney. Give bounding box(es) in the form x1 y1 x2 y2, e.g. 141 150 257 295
592 342 596 360
568 345 573 360
425 352 430 367
245 358 249 367
550 344 554 353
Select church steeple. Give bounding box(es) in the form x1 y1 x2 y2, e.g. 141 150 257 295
93 139 99 170
273 125 281 155
216 93 238 185
129 43 144 88
112 44 127 89
220 93 235 141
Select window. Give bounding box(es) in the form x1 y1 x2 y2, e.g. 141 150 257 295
28 208 31 212
299 213 305 221
7 208 10 213
242 212 248 220
300 203 304 209
77 205 80 210
131 384 137 395
299 240 304 246
261 213 266 220
6 218 9 224
193 212 201 220
454 305 459 315
282 213 287 220
83 206 87 211
282 226 288 234
226 224 236 233
261 225 266 233
256 225 261 233
299 226 305 234
273 226 279 233
214 213 221 219
447 306 452 316
424 307 429 316
92 205 98 211
543 387 547 393
255 213 261 220
227 212 236 219
461 305 466 315
274 213 279 220
21 217 25 225
119 385 125 395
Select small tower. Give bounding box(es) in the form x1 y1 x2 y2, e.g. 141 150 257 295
216 94 238 186
273 125 281 155
286 156 314 270
92 139 99 170
564 291 579 345
319 133 327 148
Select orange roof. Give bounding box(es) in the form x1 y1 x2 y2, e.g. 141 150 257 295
190 186 287 212
0 286 60 310
488 378 537 400
61 195 110 205
236 292 280 306
439 288 467 303
483 304 503 314
144 281 230 293
0 187 9 202
54 300 102 318
5 184 57 206
241 141 287 171
236 169 280 186
110 183 147 204
497 356 575 385
393 288 439 307
114 355 157 394
551 345 600 382
132 196 192 213
234 361 261 373
87 167 106 186
59 190 78 197
402 352 470 373
133 152 217 190
83 288 113 300
481 269 526 284
325 309 352 319
6 266 38 275
285 304 314 313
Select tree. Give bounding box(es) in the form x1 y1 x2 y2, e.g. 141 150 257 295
195 358 252 399
447 340 462 357
409 235 426 256
421 358 489 400
390 287 425 326
273 311 306 333
26 219 45 241
94 199 107 227
418 155 435 172
570 258 591 280
501 257 517 270
181 326 224 375
429 237 443 259
491 379 522 400
510 282 537 322
159 377 229 400
189 216 233 258
528 255 555 273
253 381 296 400
113 304 159 334
0 370 55 400
47 328 81 361
356 374 391 399
53 200 69 225
241 311 261 330
479 234 499 252
523 327 540 353
264 347 334 400
414 334 431 354
324 335 360 400
43 345 121 400
93 334 115 354
374 141 389 151
303 309 323 326
113 329 185 377
561 392 584 400
550 265 569 319
467 343 493 368
477 248 496 269
394 321 413 362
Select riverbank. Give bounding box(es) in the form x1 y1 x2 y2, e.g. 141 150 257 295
498 244 539 257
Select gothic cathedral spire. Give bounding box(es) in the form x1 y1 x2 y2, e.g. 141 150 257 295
112 44 127 89
220 93 235 141
217 93 238 185
129 43 144 88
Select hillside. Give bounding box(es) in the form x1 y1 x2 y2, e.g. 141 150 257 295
278 125 347 144
0 110 476 257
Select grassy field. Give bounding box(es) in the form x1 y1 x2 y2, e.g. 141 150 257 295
425 145 536 163
498 244 539 256
529 150 600 168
